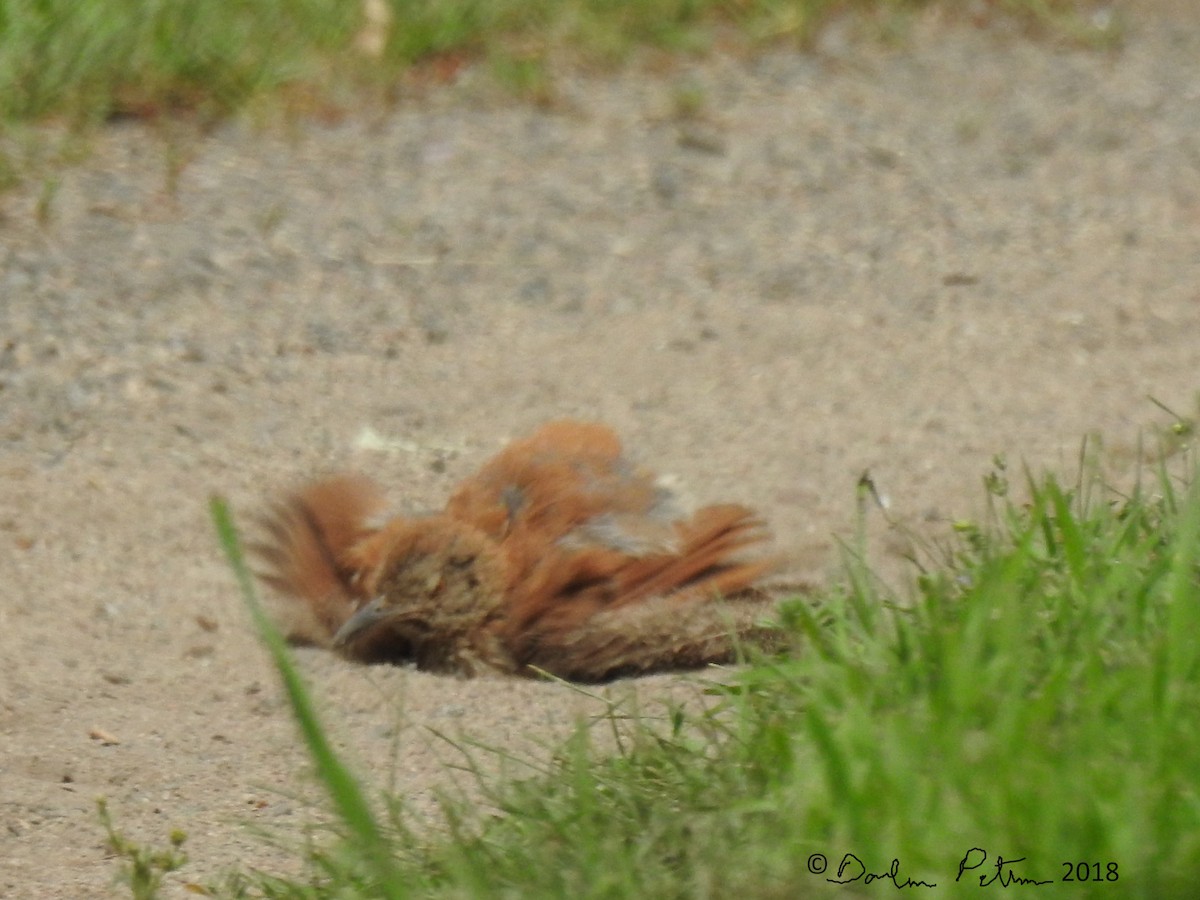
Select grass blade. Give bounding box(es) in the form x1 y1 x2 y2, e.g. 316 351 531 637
209 495 407 899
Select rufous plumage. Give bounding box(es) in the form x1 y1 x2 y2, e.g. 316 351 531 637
253 420 789 681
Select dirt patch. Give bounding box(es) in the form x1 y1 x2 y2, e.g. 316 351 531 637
1 6 1198 895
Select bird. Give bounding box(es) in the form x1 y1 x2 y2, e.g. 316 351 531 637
252 420 793 681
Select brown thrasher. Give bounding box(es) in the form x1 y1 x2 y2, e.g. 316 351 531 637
253 420 789 681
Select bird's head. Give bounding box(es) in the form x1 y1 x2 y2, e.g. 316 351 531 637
332 516 514 674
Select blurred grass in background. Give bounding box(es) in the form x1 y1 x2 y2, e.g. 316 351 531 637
0 0 1118 128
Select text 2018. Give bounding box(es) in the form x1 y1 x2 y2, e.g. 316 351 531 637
1062 861 1118 882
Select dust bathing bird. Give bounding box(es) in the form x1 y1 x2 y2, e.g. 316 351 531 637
253 420 792 681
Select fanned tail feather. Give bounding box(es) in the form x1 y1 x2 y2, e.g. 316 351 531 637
612 504 774 605
504 502 780 666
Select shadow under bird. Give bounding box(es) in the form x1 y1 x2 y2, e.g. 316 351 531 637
253 420 793 681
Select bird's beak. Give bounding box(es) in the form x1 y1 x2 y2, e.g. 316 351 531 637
333 596 389 647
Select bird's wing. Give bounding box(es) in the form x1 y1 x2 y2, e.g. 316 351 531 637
250 475 384 641
444 419 669 542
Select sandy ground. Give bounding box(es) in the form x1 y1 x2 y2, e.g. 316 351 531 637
2 5 1199 896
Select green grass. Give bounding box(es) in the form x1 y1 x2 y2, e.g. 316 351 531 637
192 431 1200 899
0 0 1118 129
0 0 1123 190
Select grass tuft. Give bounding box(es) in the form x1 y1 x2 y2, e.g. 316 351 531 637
98 797 188 900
